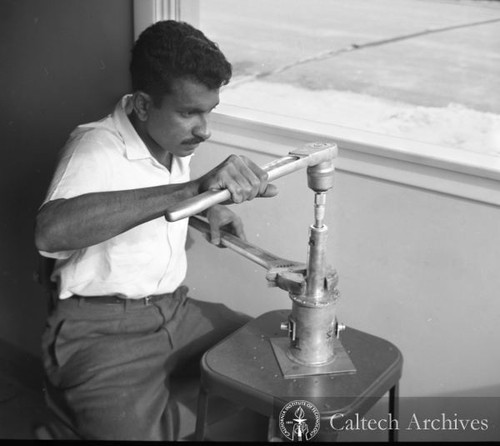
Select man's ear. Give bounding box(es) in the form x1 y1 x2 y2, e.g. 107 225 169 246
131 91 153 121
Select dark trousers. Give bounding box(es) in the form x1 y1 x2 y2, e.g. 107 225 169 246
41 286 251 441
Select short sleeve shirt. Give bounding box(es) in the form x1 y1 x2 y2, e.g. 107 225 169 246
41 95 192 299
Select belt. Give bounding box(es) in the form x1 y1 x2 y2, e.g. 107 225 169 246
72 293 169 306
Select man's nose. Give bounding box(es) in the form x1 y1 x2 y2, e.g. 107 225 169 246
193 115 211 141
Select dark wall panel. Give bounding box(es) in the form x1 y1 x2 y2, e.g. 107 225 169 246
0 0 134 355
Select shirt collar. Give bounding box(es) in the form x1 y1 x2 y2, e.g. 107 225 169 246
113 95 153 161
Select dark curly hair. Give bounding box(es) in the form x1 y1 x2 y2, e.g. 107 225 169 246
130 20 232 104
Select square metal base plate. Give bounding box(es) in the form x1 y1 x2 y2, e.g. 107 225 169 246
270 337 356 378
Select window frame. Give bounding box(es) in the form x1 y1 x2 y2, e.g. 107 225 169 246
133 0 199 38
133 0 500 206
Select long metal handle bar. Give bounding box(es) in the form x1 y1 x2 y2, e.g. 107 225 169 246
188 216 304 272
165 142 337 222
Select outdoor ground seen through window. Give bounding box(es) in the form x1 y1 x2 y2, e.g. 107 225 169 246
200 0 500 157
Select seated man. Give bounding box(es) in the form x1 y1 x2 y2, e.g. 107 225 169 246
34 19 277 441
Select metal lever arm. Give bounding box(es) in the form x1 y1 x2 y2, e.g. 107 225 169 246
165 142 337 222
189 216 338 296
189 216 304 273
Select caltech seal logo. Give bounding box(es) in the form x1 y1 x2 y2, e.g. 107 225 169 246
279 400 321 441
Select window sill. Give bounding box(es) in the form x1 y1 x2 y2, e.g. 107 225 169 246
210 104 500 206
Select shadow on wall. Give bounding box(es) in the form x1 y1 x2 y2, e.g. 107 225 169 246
0 0 133 356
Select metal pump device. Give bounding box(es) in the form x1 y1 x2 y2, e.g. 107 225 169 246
165 142 355 378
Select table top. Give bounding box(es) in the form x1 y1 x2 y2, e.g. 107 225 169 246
202 309 403 416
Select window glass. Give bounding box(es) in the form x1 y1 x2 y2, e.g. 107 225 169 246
200 0 500 156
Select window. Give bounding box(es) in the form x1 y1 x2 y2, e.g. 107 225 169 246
199 0 499 156
134 0 500 205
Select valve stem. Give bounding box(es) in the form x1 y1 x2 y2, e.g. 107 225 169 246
314 192 326 228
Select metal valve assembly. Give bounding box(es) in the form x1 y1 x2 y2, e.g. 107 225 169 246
167 142 355 378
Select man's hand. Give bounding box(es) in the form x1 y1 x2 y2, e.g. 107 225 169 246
205 205 245 246
197 155 278 204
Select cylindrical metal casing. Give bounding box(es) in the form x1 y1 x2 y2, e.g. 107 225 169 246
306 225 328 301
287 299 336 365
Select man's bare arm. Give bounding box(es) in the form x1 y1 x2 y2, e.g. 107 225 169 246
35 181 198 253
35 154 278 253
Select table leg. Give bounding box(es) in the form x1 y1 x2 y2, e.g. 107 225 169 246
195 387 209 441
267 414 282 442
388 383 399 442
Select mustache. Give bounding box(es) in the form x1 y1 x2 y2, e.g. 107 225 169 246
182 137 205 145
